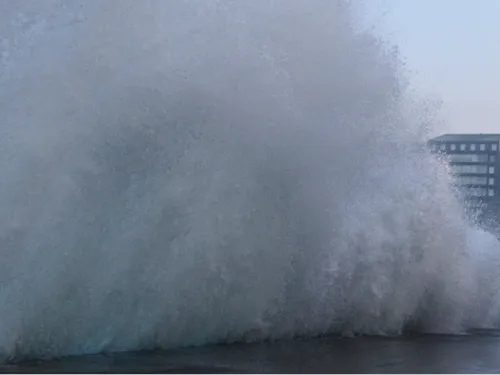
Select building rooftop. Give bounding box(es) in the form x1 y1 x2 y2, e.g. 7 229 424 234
430 134 500 142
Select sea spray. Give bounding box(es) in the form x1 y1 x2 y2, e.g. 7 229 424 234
0 0 499 362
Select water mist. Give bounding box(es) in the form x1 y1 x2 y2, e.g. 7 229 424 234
0 0 499 362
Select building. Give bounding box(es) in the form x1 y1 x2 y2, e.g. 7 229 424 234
428 134 500 232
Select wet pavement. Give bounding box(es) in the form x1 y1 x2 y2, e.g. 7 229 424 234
2 332 500 373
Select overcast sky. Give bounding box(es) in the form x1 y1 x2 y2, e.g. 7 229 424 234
364 0 500 134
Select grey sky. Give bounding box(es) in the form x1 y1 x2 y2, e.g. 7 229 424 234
364 0 500 134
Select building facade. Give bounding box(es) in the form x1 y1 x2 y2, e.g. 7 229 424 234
428 134 500 233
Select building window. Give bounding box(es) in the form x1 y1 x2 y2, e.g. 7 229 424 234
492 144 498 151
451 164 488 174
489 178 495 185
489 189 495 197
460 144 466 151
489 166 495 174
449 154 488 163
450 144 456 151
491 155 496 163
480 144 486 151
440 144 446 151
468 187 487 197
456 176 488 185
470 144 476 151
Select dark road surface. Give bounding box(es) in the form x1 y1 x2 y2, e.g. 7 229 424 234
2 332 500 373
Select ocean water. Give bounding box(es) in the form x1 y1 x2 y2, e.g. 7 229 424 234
3 333 500 373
